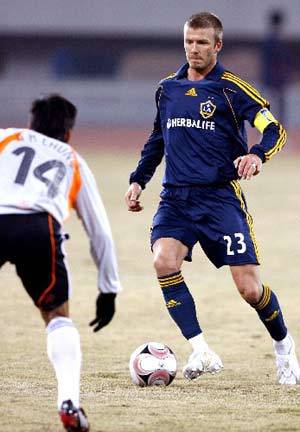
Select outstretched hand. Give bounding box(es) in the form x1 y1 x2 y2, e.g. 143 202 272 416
89 293 116 332
234 154 262 180
125 182 143 212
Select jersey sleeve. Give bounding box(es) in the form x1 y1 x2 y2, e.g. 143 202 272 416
237 87 287 162
129 86 165 189
223 72 287 162
74 155 122 294
251 109 287 162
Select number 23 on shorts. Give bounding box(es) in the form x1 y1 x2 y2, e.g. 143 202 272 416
223 232 247 256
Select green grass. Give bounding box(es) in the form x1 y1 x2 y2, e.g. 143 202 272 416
1 149 300 431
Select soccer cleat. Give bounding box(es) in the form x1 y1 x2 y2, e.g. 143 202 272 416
274 336 300 385
183 348 223 380
59 399 89 432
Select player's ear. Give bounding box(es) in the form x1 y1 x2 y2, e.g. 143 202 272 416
215 39 222 53
64 130 71 143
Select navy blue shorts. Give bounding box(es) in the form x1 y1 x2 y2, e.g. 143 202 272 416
150 181 260 268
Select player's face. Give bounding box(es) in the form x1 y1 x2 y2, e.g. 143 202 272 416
184 25 222 72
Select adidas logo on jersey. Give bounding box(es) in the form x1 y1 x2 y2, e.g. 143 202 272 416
185 88 198 97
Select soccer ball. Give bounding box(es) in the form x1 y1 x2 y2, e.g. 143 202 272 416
129 342 177 387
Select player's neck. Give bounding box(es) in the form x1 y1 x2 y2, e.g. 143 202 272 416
187 61 217 81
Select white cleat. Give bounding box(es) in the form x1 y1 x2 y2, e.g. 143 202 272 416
274 336 300 385
183 349 223 380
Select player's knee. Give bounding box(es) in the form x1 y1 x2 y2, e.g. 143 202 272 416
239 285 261 303
231 266 262 303
153 253 179 276
40 301 69 326
235 276 261 303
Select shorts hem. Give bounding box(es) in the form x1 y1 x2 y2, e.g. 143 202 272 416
216 260 260 269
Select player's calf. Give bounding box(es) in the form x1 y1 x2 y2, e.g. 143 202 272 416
158 271 202 339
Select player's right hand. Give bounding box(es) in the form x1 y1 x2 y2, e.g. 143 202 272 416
125 182 143 212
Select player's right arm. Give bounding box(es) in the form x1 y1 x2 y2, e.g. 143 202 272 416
125 182 143 212
127 86 165 197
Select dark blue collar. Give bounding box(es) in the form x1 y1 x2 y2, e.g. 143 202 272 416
175 61 225 81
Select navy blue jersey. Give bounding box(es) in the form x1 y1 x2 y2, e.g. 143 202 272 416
130 62 286 188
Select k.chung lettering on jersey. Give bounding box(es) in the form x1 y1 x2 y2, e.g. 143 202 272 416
27 132 73 162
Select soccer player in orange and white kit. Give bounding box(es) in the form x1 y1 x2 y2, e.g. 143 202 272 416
0 95 122 431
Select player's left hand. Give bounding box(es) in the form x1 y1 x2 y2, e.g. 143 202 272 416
89 293 116 332
234 154 262 180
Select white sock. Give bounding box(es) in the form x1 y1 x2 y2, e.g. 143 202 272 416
188 333 209 353
46 317 82 409
273 333 293 355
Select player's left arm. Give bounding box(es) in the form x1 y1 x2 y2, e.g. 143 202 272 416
235 108 287 180
74 155 122 331
251 108 287 162
231 79 287 180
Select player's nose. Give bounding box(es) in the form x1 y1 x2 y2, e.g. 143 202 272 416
190 42 198 52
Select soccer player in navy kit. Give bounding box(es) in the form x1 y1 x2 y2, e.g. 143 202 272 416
125 12 300 384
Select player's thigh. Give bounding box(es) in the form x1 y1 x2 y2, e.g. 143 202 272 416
151 192 198 263
153 237 189 268
0 214 19 266
197 184 260 268
13 213 70 311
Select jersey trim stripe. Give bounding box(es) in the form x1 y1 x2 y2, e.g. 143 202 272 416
37 215 56 307
0 132 22 152
160 72 176 82
223 88 239 130
222 72 268 107
230 180 260 263
223 72 262 96
264 124 287 160
68 149 82 209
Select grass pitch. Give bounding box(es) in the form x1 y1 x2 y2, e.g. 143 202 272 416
1 147 300 432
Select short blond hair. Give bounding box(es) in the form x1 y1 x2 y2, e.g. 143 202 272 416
185 12 223 43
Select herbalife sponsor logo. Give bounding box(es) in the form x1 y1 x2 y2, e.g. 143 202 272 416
166 118 215 131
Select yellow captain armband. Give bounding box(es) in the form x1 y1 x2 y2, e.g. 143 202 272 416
254 108 277 133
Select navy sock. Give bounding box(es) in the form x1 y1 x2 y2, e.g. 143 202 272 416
158 271 201 339
251 285 287 341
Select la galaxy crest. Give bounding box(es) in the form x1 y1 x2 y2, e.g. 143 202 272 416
199 100 216 119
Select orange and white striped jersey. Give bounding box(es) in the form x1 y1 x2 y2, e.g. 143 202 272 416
0 128 121 294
